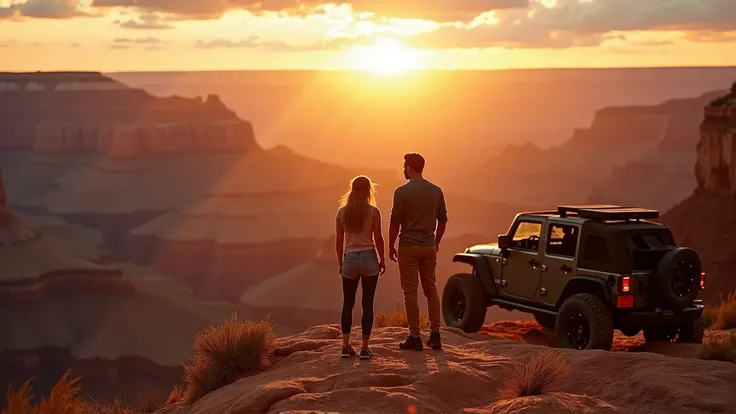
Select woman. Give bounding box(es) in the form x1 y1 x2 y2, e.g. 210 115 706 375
336 175 386 359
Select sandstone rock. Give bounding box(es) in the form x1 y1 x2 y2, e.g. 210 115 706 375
107 127 142 159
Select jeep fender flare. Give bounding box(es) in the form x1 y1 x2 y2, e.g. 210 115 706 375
452 253 497 297
556 276 613 308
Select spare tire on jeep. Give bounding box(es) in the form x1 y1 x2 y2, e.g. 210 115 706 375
650 247 701 311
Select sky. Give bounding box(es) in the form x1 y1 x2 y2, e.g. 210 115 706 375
1 0 735 71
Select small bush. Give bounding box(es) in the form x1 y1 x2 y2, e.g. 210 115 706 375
167 385 185 405
375 301 430 329
698 333 736 363
704 292 736 330
498 348 571 400
1 370 135 414
182 313 277 403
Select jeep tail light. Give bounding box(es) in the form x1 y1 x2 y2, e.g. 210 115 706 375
700 272 705 289
617 295 634 308
621 276 631 293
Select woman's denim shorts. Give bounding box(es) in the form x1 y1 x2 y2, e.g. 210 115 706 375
342 249 380 279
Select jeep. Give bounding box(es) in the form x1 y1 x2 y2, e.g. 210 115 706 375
441 205 705 350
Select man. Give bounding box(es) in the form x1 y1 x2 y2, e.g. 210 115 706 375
389 153 447 350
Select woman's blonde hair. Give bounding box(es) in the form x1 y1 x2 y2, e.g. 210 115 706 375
338 175 377 233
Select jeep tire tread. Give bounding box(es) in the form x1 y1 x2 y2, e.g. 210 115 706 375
555 293 614 351
442 272 487 333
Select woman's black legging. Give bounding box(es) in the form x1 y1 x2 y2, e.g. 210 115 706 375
341 275 379 337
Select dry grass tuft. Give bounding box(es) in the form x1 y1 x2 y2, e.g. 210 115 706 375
498 348 571 400
375 301 430 329
698 333 736 363
703 292 736 330
1 370 136 414
166 385 185 406
182 313 278 403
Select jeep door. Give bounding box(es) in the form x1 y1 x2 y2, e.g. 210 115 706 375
501 219 544 299
539 221 580 306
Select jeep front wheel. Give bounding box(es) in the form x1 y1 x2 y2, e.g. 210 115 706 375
442 273 487 333
555 293 614 350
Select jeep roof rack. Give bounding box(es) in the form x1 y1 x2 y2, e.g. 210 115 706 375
557 205 659 221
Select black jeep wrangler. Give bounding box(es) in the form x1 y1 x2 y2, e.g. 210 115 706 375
441 205 705 350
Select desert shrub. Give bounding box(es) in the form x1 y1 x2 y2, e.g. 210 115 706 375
1 370 136 414
498 348 571 400
375 301 430 329
704 292 736 330
166 385 185 405
182 313 277 403
698 333 736 363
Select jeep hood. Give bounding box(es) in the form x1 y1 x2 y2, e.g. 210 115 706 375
465 244 502 256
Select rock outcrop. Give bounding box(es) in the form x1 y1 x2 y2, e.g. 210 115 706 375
663 83 736 303
0 72 259 156
158 325 736 414
0 170 130 300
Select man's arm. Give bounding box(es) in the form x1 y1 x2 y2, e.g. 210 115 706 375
388 188 402 262
435 187 448 250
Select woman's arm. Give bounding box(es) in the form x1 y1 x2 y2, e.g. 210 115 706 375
373 208 386 274
336 210 344 273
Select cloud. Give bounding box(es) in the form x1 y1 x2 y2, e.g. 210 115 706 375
91 0 529 22
0 0 89 19
115 11 173 29
325 0 736 50
114 36 164 44
195 36 330 51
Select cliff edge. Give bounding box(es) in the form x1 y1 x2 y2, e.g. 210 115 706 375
157 325 736 414
663 82 736 303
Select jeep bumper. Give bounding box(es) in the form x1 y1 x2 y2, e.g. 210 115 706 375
614 301 704 330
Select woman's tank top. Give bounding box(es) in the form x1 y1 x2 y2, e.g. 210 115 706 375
339 206 378 253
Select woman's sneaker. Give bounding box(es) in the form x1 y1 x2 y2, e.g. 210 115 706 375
359 347 373 359
341 345 356 358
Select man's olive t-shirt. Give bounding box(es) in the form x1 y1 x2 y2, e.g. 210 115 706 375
390 179 448 246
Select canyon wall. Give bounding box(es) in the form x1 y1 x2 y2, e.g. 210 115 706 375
662 85 736 303
0 72 259 156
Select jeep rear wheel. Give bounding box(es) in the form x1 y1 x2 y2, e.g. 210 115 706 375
442 273 487 333
555 293 613 350
643 314 704 344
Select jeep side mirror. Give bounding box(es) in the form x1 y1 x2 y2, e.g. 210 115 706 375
498 234 511 249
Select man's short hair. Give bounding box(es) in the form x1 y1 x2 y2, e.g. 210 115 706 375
404 153 425 173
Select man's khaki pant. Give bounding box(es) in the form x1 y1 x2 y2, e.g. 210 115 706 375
398 245 441 336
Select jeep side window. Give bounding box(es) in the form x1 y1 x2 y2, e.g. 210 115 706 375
511 221 542 251
583 234 611 264
546 224 578 257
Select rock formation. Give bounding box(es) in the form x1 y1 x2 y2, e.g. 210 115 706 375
0 72 260 157
586 90 724 211
663 83 736 303
0 169 130 300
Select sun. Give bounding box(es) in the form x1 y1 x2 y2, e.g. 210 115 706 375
352 39 421 75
